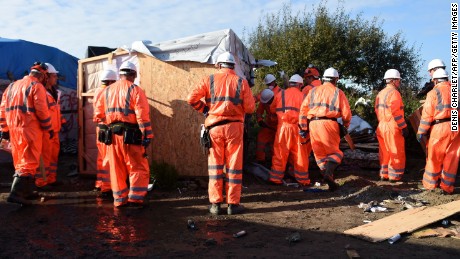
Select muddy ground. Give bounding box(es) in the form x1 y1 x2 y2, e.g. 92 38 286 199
1 151 460 258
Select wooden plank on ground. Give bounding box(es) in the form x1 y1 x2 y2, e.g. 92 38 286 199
344 199 460 242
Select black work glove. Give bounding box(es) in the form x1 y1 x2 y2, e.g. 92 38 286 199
49 130 54 139
0 131 9 141
202 106 209 118
402 127 409 138
142 138 152 148
339 123 348 138
299 130 308 139
258 121 268 128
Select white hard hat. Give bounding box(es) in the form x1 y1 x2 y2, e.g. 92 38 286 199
323 67 339 78
432 68 449 79
264 74 276 85
383 69 401 79
119 61 137 74
45 63 59 74
289 74 303 84
428 59 446 71
100 69 117 81
216 51 235 65
260 89 274 104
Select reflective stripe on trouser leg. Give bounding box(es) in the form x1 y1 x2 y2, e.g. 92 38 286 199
440 131 460 193
423 124 452 190
294 139 311 186
108 135 129 206
10 127 43 177
379 165 389 179
377 126 390 179
225 123 244 205
377 122 405 181
309 120 342 171
209 122 244 205
256 127 275 162
127 144 150 204
36 130 52 187
208 129 225 204
387 130 405 181
96 137 111 192
47 134 60 184
270 124 291 184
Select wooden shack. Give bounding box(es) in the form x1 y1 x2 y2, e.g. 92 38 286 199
77 29 256 177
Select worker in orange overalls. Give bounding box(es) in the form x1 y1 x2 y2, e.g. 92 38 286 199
299 68 351 191
374 69 408 182
94 61 153 208
0 62 52 204
35 63 65 189
93 69 117 199
187 51 255 215
269 74 310 187
417 69 460 194
302 65 321 95
255 74 282 166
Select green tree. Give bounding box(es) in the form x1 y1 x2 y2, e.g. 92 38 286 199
246 1 423 119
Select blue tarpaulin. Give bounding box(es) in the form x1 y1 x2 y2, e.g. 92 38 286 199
0 38 78 89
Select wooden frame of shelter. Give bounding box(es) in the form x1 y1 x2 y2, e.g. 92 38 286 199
77 50 220 177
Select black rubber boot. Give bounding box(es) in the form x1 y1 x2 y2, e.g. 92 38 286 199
7 176 32 205
324 162 339 192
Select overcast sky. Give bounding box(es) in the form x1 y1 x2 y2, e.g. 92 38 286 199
0 0 454 82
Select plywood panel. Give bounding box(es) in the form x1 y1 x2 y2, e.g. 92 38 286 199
344 199 460 242
138 53 214 176
78 51 218 176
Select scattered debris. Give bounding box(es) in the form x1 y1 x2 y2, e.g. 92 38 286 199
358 201 387 212
233 230 247 238
345 200 460 243
147 183 154 192
286 232 301 245
187 219 197 230
282 180 299 188
388 233 401 244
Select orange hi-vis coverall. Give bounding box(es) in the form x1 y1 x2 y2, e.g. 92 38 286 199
35 90 63 187
302 79 321 96
94 79 153 207
0 76 51 177
93 84 111 193
269 87 310 186
255 85 282 163
187 68 255 205
374 84 406 181
417 81 460 193
299 82 351 171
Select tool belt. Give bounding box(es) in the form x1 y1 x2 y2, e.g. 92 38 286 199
208 119 241 129
200 124 211 149
200 120 241 149
432 117 451 126
310 117 337 121
108 122 143 145
97 124 112 145
308 117 346 137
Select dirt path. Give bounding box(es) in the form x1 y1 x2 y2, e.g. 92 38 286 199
1 155 460 258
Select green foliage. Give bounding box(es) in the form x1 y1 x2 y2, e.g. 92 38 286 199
150 160 179 191
246 1 423 93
